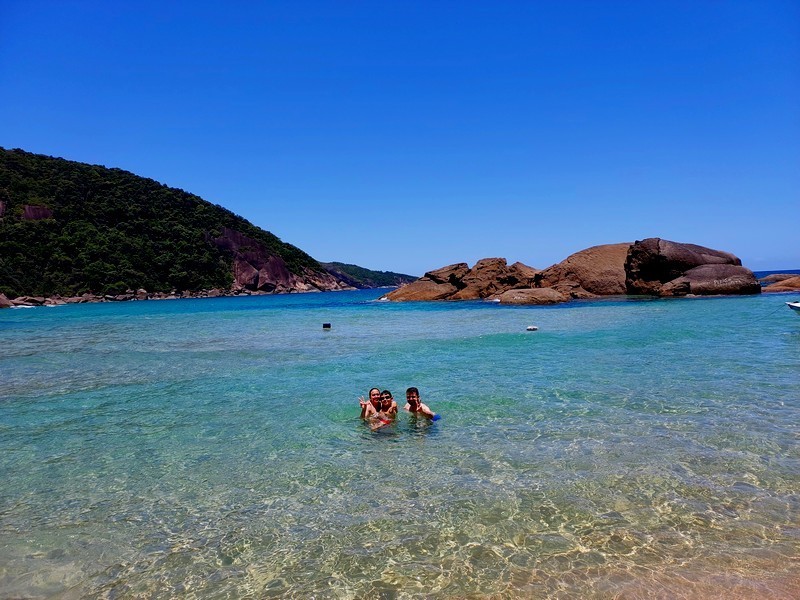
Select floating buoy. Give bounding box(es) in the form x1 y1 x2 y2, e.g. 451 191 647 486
322 323 331 330
526 325 538 331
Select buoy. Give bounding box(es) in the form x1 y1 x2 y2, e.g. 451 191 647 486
323 323 331 330
526 325 538 331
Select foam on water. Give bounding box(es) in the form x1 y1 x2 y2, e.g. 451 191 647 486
1 290 798 598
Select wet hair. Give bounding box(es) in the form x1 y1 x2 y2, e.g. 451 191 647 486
406 387 419 397
369 387 381 396
381 390 393 398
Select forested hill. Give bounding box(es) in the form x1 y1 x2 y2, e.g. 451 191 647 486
0 148 412 298
322 262 417 288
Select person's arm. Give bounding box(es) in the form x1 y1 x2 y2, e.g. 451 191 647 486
359 396 370 419
419 402 436 419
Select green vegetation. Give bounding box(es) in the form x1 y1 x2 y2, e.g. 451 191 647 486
0 148 322 297
322 262 416 288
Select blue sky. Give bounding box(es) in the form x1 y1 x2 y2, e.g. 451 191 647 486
1 1 798 275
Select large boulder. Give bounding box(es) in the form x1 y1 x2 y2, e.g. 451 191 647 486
384 278 458 301
625 238 759 296
385 258 540 302
762 275 800 293
0 293 13 309
495 288 568 305
660 264 763 296
450 258 534 300
536 243 631 297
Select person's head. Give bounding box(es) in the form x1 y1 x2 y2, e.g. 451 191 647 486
381 390 393 409
369 387 382 408
406 387 420 407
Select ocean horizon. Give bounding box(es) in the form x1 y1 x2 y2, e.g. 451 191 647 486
1 288 798 598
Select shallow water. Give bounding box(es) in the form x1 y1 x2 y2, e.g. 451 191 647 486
1 290 798 598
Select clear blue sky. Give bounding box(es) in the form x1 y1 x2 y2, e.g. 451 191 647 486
1 1 798 275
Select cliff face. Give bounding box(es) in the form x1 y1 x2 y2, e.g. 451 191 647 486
208 227 352 293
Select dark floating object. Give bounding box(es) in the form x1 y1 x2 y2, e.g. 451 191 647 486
526 325 539 331
323 323 332 330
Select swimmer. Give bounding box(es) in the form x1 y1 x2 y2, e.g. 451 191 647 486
359 387 382 419
380 390 398 417
403 387 436 419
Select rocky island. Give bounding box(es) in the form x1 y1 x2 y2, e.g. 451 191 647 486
385 238 767 305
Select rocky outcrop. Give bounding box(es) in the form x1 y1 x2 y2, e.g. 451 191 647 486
450 258 537 300
0 293 12 308
535 243 631 298
495 288 567 305
386 238 761 305
760 273 797 285
209 227 353 293
625 238 759 296
385 258 539 302
762 275 800 293
659 264 763 296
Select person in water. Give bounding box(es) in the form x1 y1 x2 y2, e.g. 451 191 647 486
404 387 436 419
380 390 398 417
361 388 396 430
359 387 382 419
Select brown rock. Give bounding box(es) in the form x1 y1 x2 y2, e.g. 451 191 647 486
0 293 12 309
388 258 540 301
625 238 746 295
233 258 260 290
762 275 800 293
12 296 46 306
508 262 539 287
425 263 470 285
496 288 568 305
384 278 458 301
679 264 761 295
450 258 513 300
536 243 631 296
548 281 597 300
760 273 796 284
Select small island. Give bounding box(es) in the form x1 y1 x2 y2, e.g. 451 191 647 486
383 238 779 305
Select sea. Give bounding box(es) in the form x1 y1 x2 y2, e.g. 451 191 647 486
1 286 798 599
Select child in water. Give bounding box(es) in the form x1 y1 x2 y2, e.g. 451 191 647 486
403 387 437 419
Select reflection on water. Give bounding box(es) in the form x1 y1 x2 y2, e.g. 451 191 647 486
0 291 798 598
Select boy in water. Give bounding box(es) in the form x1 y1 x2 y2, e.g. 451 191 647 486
380 390 398 417
403 387 437 419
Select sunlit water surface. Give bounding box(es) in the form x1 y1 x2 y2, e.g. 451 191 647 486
1 290 798 599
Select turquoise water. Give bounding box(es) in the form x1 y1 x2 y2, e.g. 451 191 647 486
1 290 798 599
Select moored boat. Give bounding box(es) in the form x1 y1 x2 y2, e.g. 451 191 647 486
787 301 800 314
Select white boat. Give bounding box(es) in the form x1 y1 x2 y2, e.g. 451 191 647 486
787 301 800 314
